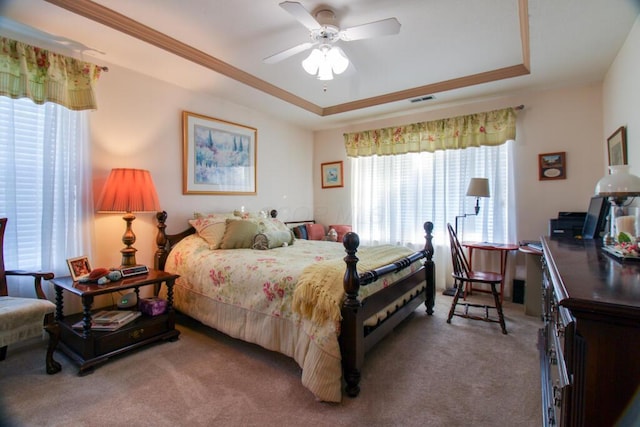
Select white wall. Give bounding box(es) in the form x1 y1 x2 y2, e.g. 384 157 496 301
314 84 604 244
603 15 640 173
90 64 314 269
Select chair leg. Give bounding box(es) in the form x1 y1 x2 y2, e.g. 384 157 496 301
447 282 464 324
0 346 6 361
44 314 61 374
491 284 508 334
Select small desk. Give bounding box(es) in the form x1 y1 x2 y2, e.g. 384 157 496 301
462 241 519 303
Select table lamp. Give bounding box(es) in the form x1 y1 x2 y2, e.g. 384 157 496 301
594 165 640 240
454 178 491 235
96 168 161 267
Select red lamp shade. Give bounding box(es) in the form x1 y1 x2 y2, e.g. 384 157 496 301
96 168 160 213
96 168 161 267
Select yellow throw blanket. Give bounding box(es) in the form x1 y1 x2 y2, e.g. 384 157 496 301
292 244 414 325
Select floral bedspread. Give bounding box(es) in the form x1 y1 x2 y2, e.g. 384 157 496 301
163 234 423 402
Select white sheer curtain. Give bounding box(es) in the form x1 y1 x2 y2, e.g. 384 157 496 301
351 141 516 290
0 97 93 295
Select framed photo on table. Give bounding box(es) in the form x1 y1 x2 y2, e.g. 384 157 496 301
539 152 566 180
182 111 257 195
321 161 344 188
66 256 91 281
607 126 627 166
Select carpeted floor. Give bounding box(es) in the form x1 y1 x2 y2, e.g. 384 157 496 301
0 295 542 427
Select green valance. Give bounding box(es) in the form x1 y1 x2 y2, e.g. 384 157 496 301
0 37 103 111
344 107 517 157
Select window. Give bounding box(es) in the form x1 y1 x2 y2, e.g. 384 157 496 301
0 97 93 284
350 141 515 248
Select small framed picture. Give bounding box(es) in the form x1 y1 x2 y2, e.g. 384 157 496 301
539 152 566 181
607 126 627 166
66 256 92 281
321 161 344 189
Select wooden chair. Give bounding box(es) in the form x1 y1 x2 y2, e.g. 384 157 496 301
0 218 61 373
446 223 507 334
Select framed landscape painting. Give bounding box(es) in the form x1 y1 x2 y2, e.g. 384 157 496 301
183 111 257 195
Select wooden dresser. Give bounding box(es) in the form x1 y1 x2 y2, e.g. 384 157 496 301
540 236 640 426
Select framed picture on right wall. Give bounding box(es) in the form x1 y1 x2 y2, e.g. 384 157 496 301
607 126 627 166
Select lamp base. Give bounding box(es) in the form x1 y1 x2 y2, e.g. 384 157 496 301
120 212 138 267
120 247 138 268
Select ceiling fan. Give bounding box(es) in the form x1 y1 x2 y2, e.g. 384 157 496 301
264 1 401 80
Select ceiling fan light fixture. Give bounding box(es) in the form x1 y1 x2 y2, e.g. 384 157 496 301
302 45 349 80
265 2 400 81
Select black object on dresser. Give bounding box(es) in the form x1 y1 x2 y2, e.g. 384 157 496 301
51 269 180 374
548 212 586 238
540 237 640 427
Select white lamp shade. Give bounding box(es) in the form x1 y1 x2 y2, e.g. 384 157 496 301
327 46 348 74
466 178 490 198
317 60 333 80
595 165 640 197
301 48 322 75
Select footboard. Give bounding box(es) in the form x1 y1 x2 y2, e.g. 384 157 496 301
340 221 435 397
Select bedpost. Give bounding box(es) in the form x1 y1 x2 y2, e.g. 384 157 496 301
155 211 169 271
423 221 435 315
340 231 364 397
343 232 361 307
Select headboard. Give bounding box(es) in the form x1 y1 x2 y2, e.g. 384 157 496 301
154 209 280 270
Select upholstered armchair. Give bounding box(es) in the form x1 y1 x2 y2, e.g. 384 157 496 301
0 218 61 374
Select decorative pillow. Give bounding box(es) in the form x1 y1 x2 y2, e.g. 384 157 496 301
188 217 228 249
259 218 294 243
305 223 325 241
252 231 294 250
220 219 260 249
329 225 352 243
292 224 308 240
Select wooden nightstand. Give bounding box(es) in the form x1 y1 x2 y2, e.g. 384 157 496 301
51 269 180 374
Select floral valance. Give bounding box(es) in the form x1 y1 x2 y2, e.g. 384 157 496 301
0 37 103 110
344 107 517 157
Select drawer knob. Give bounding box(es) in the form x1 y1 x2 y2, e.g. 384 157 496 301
130 328 145 339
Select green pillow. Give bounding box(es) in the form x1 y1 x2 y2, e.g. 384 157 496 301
220 219 259 249
253 231 295 250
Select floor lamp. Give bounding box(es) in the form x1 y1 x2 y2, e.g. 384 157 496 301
443 178 491 297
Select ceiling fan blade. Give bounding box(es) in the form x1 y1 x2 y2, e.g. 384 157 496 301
263 41 315 64
339 17 401 41
279 1 321 31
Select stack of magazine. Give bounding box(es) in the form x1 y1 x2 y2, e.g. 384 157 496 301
72 310 141 331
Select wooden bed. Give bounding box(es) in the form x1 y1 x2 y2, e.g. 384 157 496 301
153 211 435 400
